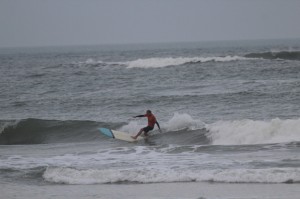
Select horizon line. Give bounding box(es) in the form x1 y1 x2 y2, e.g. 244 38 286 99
1 37 300 49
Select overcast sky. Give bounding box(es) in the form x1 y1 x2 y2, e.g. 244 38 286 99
1 0 300 47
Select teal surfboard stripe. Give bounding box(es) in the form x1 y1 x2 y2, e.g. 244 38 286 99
99 128 114 138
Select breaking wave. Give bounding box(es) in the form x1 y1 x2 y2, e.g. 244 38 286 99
79 55 253 69
124 56 251 68
206 118 300 145
79 51 300 69
1 115 300 145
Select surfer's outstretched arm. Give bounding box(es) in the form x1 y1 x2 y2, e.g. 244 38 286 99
134 115 145 118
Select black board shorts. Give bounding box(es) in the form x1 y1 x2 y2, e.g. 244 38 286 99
143 126 154 133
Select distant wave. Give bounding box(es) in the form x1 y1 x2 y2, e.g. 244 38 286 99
245 51 300 61
43 167 300 184
79 51 300 69
79 56 253 69
124 56 251 68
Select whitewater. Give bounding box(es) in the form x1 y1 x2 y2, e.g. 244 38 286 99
1 39 300 199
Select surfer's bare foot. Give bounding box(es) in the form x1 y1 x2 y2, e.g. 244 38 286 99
131 136 137 139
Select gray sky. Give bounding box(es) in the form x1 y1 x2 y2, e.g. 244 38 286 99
1 0 300 47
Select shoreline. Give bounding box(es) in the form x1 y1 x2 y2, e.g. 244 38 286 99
2 182 300 199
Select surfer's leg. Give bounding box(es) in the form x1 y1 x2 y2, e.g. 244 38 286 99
131 128 144 139
143 126 154 137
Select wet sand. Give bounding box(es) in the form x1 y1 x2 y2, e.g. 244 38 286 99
2 182 300 199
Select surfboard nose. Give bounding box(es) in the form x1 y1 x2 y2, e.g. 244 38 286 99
99 128 114 138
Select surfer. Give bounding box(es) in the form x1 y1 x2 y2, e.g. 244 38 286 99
131 110 161 139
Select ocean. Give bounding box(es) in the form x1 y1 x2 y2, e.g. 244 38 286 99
1 39 300 199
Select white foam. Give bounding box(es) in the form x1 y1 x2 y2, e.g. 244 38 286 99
78 58 104 65
118 120 144 135
43 167 300 184
165 112 204 131
206 118 300 145
125 56 251 68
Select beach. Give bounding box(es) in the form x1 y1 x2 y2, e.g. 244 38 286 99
2 182 300 199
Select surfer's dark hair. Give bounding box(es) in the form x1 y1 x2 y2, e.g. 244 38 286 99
146 110 151 114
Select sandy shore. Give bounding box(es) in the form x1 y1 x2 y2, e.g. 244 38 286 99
2 182 300 199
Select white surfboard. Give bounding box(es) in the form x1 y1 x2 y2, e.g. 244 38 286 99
99 128 144 142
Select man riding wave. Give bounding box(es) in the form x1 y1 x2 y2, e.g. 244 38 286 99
131 110 161 139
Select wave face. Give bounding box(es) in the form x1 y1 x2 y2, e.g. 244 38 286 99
245 51 300 60
0 119 106 145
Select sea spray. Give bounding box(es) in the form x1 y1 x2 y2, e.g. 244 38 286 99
165 112 204 131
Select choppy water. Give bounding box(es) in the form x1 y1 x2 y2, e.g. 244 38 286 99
1 39 300 186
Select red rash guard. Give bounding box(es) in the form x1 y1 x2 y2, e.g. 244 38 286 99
145 114 157 128
135 113 160 130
